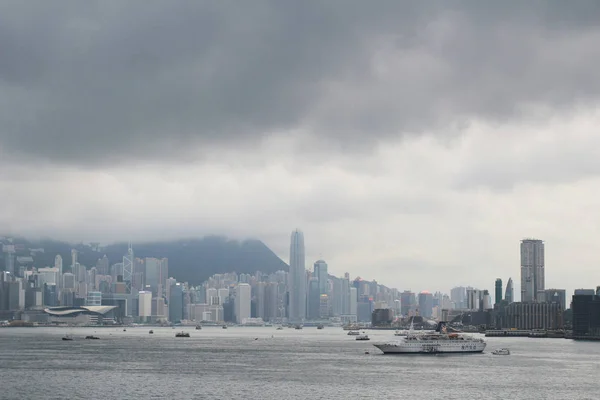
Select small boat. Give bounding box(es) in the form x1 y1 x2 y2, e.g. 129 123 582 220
294 324 302 330
149 330 154 334
62 335 73 341
356 334 370 341
195 325 202 330
85 335 100 340
347 330 360 336
175 331 190 338
123 329 127 332
317 324 324 330
394 330 408 336
491 348 510 355
222 325 227 329
276 326 283 330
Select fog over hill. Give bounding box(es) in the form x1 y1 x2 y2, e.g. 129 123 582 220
0 236 288 285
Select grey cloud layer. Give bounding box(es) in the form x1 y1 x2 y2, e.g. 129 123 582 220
2 1 600 165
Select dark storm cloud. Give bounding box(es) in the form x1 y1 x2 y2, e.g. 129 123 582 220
1 1 600 165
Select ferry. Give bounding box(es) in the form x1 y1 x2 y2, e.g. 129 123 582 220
373 322 486 354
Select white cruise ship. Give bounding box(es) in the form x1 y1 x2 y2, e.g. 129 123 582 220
373 322 486 354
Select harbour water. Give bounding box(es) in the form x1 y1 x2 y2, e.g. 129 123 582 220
0 327 598 399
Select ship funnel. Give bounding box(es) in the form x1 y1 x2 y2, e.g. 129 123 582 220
435 321 448 333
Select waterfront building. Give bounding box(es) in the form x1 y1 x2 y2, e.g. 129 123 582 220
572 287 600 338
503 301 562 330
138 291 152 320
169 283 184 323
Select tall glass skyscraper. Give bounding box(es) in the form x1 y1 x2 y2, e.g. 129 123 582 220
313 260 328 295
520 239 545 302
288 230 306 321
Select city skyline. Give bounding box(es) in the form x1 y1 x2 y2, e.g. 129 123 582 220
2 232 587 299
2 229 590 329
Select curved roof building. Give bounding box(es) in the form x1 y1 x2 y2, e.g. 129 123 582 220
43 305 117 317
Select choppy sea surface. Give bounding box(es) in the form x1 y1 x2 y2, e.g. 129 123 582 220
0 326 598 399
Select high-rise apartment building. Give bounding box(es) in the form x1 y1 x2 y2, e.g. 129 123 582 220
288 230 306 321
520 239 545 302
235 283 251 324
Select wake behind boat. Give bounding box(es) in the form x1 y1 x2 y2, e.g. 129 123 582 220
373 322 486 354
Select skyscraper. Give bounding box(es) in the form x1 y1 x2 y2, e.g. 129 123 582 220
71 249 78 268
313 260 328 295
169 283 183 323
235 283 251 324
123 243 134 294
54 255 63 276
520 239 545 302
505 277 514 304
288 230 306 321
495 278 503 305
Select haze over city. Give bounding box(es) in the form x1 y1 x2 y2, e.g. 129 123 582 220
2 1 600 296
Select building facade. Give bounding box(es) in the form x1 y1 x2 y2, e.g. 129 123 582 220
520 239 545 302
288 230 306 321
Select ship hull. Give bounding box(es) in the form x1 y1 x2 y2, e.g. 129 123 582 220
373 342 486 354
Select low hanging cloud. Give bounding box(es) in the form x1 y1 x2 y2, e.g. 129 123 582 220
2 1 600 166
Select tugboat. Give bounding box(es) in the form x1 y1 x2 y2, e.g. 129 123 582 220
317 324 324 330
85 335 100 340
196 325 202 330
222 325 227 329
149 330 154 334
62 335 73 341
175 331 190 338
294 324 303 330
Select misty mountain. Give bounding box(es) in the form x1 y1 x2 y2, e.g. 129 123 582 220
0 236 289 285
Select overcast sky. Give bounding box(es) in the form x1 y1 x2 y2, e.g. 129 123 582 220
2 1 600 297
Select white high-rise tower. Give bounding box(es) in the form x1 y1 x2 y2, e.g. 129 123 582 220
288 230 306 322
520 239 545 302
